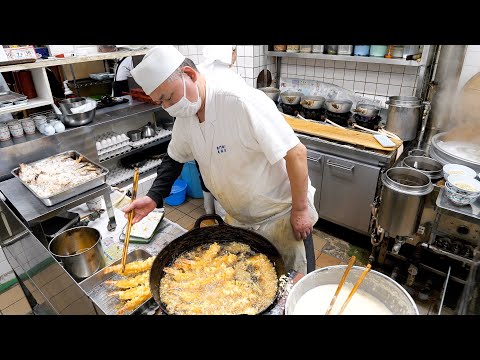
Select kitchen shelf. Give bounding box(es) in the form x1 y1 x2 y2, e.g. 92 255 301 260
421 243 473 265
0 49 149 73
0 97 53 115
99 131 171 163
266 51 423 66
67 78 113 89
107 158 163 188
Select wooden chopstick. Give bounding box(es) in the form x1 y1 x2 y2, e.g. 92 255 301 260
337 264 372 315
120 167 140 273
325 256 356 315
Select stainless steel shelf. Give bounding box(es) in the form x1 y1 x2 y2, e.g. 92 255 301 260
67 78 113 89
266 51 423 66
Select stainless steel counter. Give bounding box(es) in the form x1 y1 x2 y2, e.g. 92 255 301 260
0 98 166 181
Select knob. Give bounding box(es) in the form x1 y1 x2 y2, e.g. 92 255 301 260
457 225 469 235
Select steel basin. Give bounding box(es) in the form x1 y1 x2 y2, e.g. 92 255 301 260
285 265 419 315
324 99 353 113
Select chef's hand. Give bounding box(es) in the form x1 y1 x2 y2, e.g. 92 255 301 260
290 208 313 241
122 196 157 224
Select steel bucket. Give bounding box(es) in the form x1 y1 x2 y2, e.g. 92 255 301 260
285 265 419 315
385 96 425 141
378 167 433 237
48 226 105 281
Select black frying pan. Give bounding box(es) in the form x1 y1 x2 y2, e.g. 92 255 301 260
149 214 286 315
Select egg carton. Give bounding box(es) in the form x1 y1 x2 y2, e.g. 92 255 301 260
98 145 132 162
130 129 172 149
95 131 132 155
106 158 163 187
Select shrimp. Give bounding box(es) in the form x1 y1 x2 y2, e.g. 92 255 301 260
117 292 151 315
109 284 150 301
105 271 149 289
105 257 154 275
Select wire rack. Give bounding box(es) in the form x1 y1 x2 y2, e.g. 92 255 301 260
106 158 163 187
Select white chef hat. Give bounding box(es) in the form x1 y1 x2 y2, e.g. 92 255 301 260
130 45 185 95
202 45 234 65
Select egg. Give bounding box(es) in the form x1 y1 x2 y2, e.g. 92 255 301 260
96 141 102 150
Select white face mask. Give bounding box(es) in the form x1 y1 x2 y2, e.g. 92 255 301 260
163 73 201 118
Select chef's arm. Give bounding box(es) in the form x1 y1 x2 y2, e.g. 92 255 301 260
284 143 309 211
146 154 184 207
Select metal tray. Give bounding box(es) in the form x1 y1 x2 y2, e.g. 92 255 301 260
79 249 157 315
11 150 109 207
0 90 27 105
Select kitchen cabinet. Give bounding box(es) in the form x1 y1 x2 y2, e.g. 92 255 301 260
306 149 324 215
318 154 381 235
0 49 149 116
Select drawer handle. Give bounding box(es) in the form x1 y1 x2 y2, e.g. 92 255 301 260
1 230 29 246
307 156 322 162
327 160 354 171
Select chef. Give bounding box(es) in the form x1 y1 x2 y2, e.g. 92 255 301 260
123 45 318 274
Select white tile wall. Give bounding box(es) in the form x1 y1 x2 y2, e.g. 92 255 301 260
458 45 480 92
275 55 420 107
174 45 269 89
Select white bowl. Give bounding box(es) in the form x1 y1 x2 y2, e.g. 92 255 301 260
443 164 477 180
445 175 480 205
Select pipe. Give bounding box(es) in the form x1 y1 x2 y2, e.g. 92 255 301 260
424 45 467 147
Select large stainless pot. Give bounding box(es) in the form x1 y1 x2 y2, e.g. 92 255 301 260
300 95 325 109
324 99 353 113
385 96 426 141
48 226 105 281
402 156 443 181
378 167 434 237
285 265 419 315
429 132 480 173
280 91 303 105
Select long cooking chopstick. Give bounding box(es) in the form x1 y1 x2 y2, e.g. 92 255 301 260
337 264 372 315
325 256 356 315
120 167 140 273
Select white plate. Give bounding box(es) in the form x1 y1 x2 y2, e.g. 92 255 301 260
123 209 164 239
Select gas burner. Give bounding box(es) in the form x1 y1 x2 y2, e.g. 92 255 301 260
321 110 352 127
300 107 325 121
281 103 302 116
353 114 382 131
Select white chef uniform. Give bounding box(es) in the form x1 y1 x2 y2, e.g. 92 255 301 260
167 78 319 274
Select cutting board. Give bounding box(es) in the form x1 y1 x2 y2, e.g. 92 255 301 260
283 114 403 151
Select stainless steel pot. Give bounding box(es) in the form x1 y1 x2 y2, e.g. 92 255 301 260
141 123 156 138
285 265 419 315
62 108 96 127
353 103 380 117
402 156 443 181
48 226 105 281
429 132 480 173
385 96 426 141
280 91 303 105
378 167 433 237
127 130 142 141
259 87 280 102
59 97 86 115
300 96 325 109
324 99 353 113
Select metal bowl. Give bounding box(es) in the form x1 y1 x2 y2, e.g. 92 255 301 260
280 91 303 105
59 97 87 115
300 95 325 109
127 130 142 141
61 108 96 127
259 87 280 102
324 99 353 113
353 103 380 117
402 156 444 181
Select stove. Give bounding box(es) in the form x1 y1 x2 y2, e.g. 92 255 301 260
352 114 382 130
321 110 352 127
300 107 325 121
281 103 302 116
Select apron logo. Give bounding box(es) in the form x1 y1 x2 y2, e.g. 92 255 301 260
216 145 226 154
